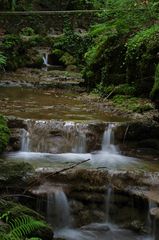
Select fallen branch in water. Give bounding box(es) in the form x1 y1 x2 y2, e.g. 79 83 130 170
47 158 91 176
24 158 91 193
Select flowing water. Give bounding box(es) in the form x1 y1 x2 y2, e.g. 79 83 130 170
45 188 153 240
47 189 71 229
4 122 138 170
0 82 158 239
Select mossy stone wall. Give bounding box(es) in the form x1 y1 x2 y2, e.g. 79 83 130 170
0 11 99 34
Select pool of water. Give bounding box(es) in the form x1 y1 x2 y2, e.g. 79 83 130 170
0 87 125 121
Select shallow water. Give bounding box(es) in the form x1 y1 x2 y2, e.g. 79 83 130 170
54 223 153 240
0 87 125 121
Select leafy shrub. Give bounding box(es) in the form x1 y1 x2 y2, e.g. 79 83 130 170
112 95 154 113
20 27 35 36
126 24 159 60
53 28 91 67
83 0 159 98
1 34 20 50
0 52 7 69
0 115 10 153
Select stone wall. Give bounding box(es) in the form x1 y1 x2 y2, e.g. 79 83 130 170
0 11 99 34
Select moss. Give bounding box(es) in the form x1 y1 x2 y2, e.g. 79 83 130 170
0 159 34 188
125 25 159 96
60 52 76 65
92 83 136 98
150 63 159 100
0 115 10 153
112 95 154 113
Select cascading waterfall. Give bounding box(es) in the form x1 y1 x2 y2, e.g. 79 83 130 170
7 120 137 170
20 120 88 154
21 129 30 152
147 200 157 240
43 53 49 66
47 189 71 229
101 123 118 154
72 131 86 153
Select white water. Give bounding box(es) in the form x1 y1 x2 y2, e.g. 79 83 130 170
20 120 88 154
6 123 153 240
21 129 30 152
47 189 71 229
147 200 157 240
43 53 49 66
54 222 152 240
102 123 118 153
90 123 136 168
5 122 137 169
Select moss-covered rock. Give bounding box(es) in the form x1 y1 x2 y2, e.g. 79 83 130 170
126 24 159 97
0 159 34 188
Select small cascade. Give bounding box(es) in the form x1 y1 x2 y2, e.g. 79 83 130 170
105 186 113 223
43 53 49 66
102 123 118 154
21 120 89 154
91 123 136 168
147 200 157 240
47 189 71 229
72 131 86 153
21 129 30 151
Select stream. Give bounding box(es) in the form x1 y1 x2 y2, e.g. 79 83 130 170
0 73 158 240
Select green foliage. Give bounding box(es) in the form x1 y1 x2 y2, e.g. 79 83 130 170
0 115 10 153
20 27 35 37
1 34 20 50
112 95 154 113
83 0 159 100
0 213 45 240
53 28 91 67
150 63 159 100
126 24 159 60
0 52 7 69
93 83 136 97
0 0 105 10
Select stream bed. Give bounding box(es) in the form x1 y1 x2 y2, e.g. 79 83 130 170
0 82 159 240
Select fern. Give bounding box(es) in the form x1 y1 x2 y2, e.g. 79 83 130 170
0 215 47 240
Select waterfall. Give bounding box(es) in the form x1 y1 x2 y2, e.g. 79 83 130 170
21 129 30 151
20 120 89 154
147 200 157 240
72 131 86 153
105 186 113 223
47 189 71 229
43 53 49 66
102 123 118 154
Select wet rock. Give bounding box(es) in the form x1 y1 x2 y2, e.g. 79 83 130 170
150 208 159 240
66 65 79 72
16 120 106 153
115 121 159 142
150 207 159 219
7 116 27 129
7 128 22 151
0 159 34 190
